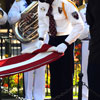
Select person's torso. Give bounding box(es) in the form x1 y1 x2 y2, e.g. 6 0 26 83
38 0 73 35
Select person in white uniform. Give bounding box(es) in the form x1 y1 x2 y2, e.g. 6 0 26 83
0 7 7 25
8 0 49 100
37 0 84 100
78 0 90 100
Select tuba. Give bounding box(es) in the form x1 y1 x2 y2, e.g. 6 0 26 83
13 1 39 43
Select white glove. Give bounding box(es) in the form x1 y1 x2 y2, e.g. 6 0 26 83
21 45 38 54
56 43 67 53
36 40 44 49
21 40 44 54
47 46 57 52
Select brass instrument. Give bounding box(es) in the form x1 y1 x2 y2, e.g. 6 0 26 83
13 1 39 43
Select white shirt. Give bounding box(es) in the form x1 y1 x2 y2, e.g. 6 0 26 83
38 0 84 44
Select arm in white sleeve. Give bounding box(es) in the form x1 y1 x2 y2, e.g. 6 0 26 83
0 8 8 25
79 22 90 40
63 1 84 44
38 2 49 40
8 1 21 25
78 8 90 40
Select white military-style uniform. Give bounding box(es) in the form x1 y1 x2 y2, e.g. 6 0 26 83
38 0 84 100
38 0 84 44
8 0 49 100
0 8 7 25
79 4 90 100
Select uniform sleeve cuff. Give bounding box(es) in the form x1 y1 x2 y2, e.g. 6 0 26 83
39 37 44 41
64 41 69 46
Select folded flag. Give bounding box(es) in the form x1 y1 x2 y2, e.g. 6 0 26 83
0 44 64 77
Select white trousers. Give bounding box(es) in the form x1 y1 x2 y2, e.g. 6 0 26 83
81 40 89 100
22 35 49 100
24 66 46 100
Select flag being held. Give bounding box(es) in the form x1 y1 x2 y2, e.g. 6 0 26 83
0 44 64 77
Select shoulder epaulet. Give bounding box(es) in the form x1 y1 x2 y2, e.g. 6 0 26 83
78 4 85 11
62 0 78 19
67 0 78 11
16 0 21 2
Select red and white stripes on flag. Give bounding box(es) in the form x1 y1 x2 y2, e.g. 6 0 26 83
0 44 64 77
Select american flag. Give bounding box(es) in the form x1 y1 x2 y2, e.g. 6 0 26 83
0 44 64 77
